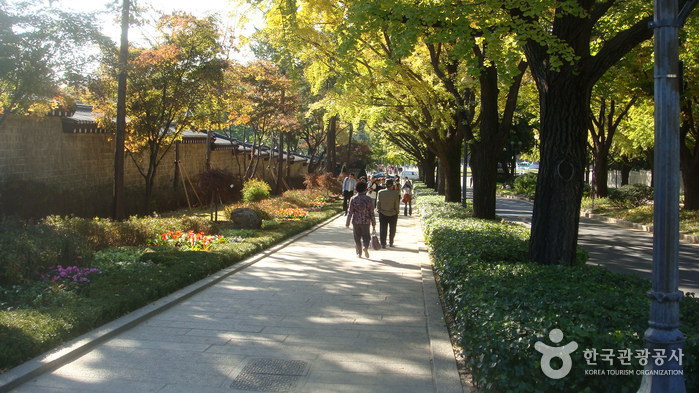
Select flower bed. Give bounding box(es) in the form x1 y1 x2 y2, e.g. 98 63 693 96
273 208 309 220
0 194 342 372
149 230 228 250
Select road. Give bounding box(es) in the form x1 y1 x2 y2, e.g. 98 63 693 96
494 196 699 295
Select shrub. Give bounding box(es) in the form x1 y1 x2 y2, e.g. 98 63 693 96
40 215 215 249
513 172 538 197
318 172 342 194
0 220 93 285
193 168 240 204
608 184 654 208
303 173 322 190
242 178 271 202
416 188 698 393
281 189 323 208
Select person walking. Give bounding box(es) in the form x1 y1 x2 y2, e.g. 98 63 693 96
368 176 383 208
341 172 356 215
345 181 376 258
376 179 401 247
401 179 413 216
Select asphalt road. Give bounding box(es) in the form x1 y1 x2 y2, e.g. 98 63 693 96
495 196 699 295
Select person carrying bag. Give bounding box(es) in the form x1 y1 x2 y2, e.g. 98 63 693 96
345 181 376 258
401 179 413 216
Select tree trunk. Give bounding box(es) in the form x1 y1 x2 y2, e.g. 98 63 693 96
144 149 159 213
326 115 338 174
436 160 445 195
470 141 499 219
680 100 699 210
112 0 130 220
621 163 632 186
682 167 699 210
646 150 655 188
421 149 437 189
592 149 610 197
435 139 462 202
346 123 353 165
529 80 589 265
275 132 284 194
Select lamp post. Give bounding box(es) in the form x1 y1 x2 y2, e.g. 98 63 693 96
638 0 693 391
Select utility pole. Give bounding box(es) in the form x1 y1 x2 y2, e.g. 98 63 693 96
639 0 695 391
112 0 130 220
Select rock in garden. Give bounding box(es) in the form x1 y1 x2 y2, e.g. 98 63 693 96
230 208 262 229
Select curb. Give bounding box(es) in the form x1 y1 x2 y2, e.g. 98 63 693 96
415 216 472 393
498 193 698 245
583 212 699 245
0 212 343 393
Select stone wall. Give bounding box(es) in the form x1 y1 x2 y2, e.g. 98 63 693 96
0 115 308 218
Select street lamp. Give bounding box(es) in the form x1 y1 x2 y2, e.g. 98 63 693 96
637 0 694 391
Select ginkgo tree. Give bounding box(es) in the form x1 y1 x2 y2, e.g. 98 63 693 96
494 0 670 264
680 15 699 210
588 46 651 198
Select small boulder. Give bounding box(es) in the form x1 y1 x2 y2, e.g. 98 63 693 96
230 208 262 229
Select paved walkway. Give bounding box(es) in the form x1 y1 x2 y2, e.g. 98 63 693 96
496 196 699 294
2 214 465 393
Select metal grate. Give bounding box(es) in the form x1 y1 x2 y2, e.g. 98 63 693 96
230 359 309 392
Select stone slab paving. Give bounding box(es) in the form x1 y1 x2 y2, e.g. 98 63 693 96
4 214 465 393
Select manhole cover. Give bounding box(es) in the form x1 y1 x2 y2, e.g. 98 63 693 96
231 359 310 392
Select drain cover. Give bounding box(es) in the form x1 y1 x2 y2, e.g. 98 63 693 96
231 359 309 392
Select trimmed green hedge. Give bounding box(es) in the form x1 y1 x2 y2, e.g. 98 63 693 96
415 185 698 392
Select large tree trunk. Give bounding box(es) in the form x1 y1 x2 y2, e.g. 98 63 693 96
436 160 445 195
646 150 655 188
469 58 525 219
470 141 500 219
325 115 338 174
434 139 462 202
112 0 130 220
620 162 632 186
529 79 589 265
346 123 353 165
681 167 699 210
509 0 654 266
421 149 437 189
591 149 610 197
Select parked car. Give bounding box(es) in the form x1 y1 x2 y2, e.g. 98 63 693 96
370 172 396 180
516 161 531 174
402 170 419 180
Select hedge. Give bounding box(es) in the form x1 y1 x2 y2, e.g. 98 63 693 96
414 185 698 392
